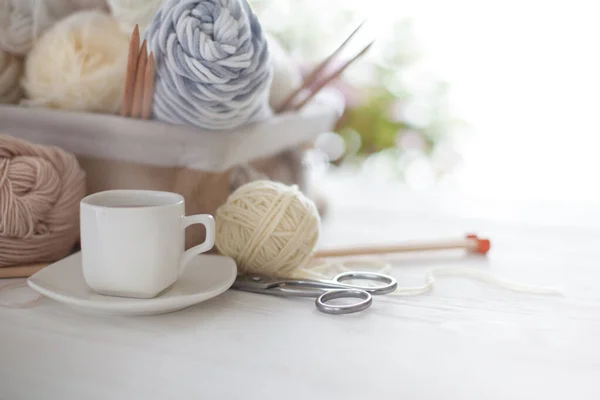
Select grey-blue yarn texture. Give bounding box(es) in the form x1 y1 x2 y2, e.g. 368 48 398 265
145 0 273 130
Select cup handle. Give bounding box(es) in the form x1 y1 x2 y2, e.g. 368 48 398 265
179 214 215 274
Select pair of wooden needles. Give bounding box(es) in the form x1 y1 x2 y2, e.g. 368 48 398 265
277 20 374 113
120 24 155 119
0 235 491 278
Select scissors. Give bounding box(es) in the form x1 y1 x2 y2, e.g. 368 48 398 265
232 271 398 315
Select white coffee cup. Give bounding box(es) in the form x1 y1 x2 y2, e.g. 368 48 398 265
80 190 215 299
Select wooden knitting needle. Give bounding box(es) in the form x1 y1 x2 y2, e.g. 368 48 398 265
119 28 155 119
141 52 156 119
130 39 148 118
303 20 366 90
0 263 48 279
120 24 140 117
290 41 374 111
276 20 366 113
313 234 491 259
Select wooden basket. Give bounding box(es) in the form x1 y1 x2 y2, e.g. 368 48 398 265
0 90 343 248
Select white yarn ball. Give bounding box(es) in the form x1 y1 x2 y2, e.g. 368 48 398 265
0 50 23 104
22 10 129 114
0 0 107 55
216 180 320 278
266 33 303 111
107 0 165 34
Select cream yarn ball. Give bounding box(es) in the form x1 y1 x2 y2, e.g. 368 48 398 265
107 0 166 34
216 180 320 278
22 10 129 113
266 33 303 111
0 50 23 104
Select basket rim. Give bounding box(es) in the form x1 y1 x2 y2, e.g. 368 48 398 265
0 89 345 172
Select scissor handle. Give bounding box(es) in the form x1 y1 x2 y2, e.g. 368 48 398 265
332 271 398 295
316 289 373 315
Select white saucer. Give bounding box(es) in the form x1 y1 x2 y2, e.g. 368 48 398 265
27 252 237 316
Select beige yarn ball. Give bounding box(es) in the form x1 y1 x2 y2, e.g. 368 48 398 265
215 180 320 278
22 10 129 114
0 50 23 104
0 134 86 267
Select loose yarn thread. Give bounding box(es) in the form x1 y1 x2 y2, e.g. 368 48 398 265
0 134 86 267
297 260 563 297
21 10 129 113
0 280 43 308
0 50 23 104
145 0 273 130
416 266 564 296
216 180 320 278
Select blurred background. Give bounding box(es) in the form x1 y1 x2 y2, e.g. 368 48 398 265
253 0 600 221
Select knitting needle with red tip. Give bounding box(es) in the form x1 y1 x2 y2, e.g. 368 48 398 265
313 234 491 259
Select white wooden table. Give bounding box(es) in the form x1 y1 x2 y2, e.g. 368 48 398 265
2 177 600 400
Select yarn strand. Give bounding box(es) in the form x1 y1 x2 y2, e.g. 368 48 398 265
294 261 563 297
0 280 43 309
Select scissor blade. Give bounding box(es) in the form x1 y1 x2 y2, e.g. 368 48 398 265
231 275 326 298
232 275 289 291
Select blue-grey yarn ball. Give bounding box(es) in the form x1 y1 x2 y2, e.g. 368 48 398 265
145 0 273 130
